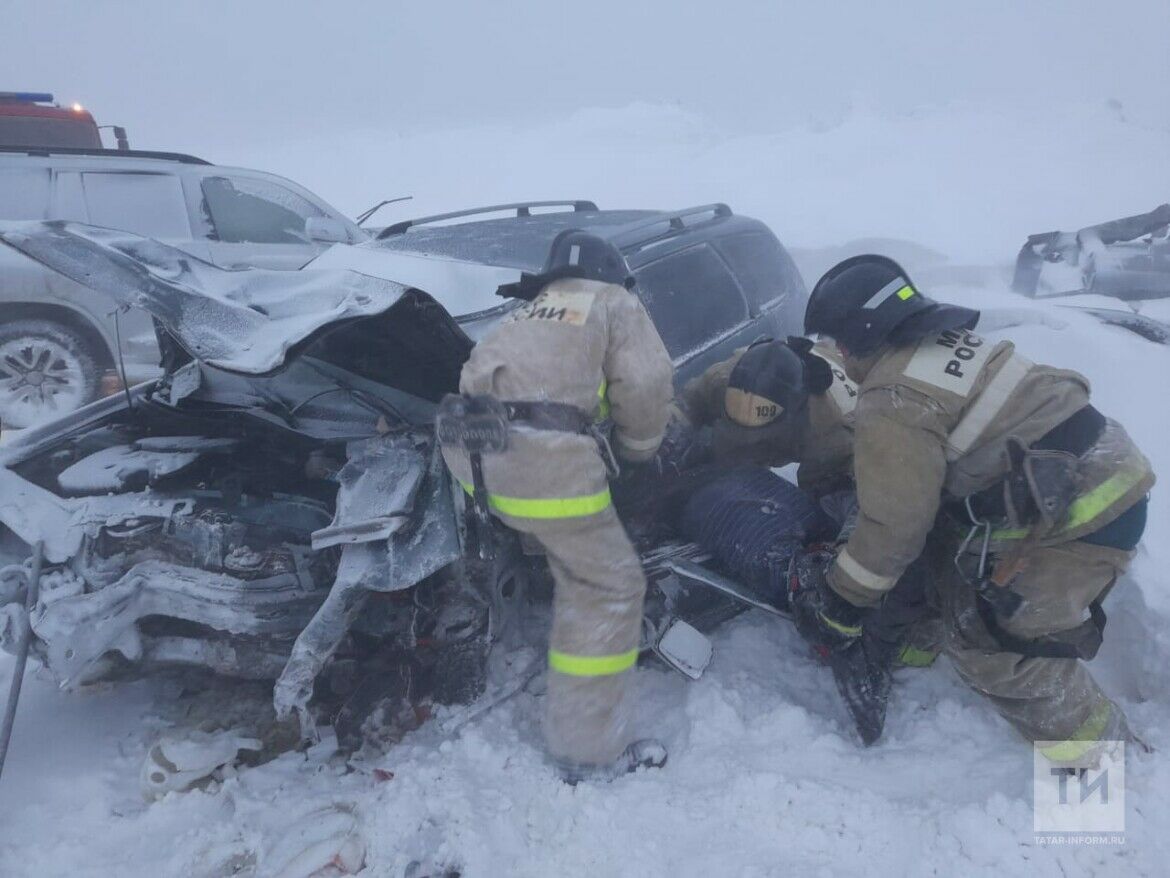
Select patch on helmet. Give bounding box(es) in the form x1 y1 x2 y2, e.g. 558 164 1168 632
903 329 993 395
862 277 917 310
510 290 595 326
725 388 783 427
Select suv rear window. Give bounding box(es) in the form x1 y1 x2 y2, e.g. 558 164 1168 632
82 172 191 239
0 116 101 149
714 232 805 312
200 175 324 244
0 168 51 220
635 244 749 358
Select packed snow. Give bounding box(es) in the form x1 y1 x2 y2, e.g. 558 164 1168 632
2 101 1169 877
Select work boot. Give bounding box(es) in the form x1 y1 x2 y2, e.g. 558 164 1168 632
828 633 896 746
557 738 668 785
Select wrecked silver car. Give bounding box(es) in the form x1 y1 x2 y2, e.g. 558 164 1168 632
0 219 815 748
1012 203 1170 300
1011 203 1170 344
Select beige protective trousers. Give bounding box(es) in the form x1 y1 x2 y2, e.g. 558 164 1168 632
518 506 647 767
932 537 1133 760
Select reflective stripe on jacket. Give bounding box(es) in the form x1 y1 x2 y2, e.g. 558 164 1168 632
442 277 673 523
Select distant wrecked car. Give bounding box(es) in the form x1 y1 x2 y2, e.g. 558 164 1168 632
0 208 811 747
1012 203 1170 344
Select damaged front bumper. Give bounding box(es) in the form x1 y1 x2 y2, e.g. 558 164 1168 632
0 405 463 702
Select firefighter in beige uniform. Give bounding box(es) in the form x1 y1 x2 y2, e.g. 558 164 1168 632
440 231 674 781
681 337 858 497
791 254 1154 762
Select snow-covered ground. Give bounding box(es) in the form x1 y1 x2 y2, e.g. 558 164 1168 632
2 102 1169 877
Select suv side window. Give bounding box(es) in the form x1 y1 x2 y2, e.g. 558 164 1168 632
200 175 325 244
0 168 51 220
80 172 191 238
714 232 805 313
634 244 750 358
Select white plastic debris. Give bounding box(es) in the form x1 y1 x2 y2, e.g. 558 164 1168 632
140 728 262 799
259 804 366 878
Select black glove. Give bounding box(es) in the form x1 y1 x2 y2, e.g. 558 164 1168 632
828 628 897 746
788 547 865 655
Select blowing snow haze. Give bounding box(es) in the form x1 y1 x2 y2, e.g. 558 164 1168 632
4 3 1170 877
7 0 1169 145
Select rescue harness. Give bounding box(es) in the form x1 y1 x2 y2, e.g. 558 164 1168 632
436 392 618 560
949 404 1143 661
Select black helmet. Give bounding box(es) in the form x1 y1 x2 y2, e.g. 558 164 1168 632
543 229 633 287
804 255 978 356
497 230 633 300
724 339 809 428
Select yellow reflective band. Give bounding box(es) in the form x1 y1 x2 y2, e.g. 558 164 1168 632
991 526 1030 541
460 481 612 519
991 467 1148 541
897 644 940 668
548 647 638 677
1065 469 1145 531
596 378 611 420
1037 702 1114 764
819 612 861 637
896 284 915 301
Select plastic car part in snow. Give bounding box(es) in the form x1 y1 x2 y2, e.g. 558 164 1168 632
652 618 713 679
140 728 262 799
261 804 366 878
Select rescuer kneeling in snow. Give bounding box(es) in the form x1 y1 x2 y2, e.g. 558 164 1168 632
683 337 943 744
789 254 1154 762
681 335 858 498
439 231 674 783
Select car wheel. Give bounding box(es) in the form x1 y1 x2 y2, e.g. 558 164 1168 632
0 319 103 429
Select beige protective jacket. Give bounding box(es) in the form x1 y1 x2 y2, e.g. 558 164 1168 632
829 328 1155 606
447 277 673 522
681 342 858 495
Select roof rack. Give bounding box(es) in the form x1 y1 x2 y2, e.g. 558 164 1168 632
608 203 733 252
377 200 599 239
0 145 210 165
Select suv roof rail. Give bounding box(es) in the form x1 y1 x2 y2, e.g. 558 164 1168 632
609 203 734 252
377 200 599 239
0 145 210 165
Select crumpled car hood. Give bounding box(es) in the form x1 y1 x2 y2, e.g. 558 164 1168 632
0 220 436 374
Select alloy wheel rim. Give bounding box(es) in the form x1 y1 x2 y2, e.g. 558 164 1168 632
0 337 87 428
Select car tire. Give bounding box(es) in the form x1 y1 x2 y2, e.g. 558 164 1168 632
0 319 103 429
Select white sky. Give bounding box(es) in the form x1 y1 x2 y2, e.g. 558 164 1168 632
4 0 1168 157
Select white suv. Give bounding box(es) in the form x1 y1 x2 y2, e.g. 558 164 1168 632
0 147 364 427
